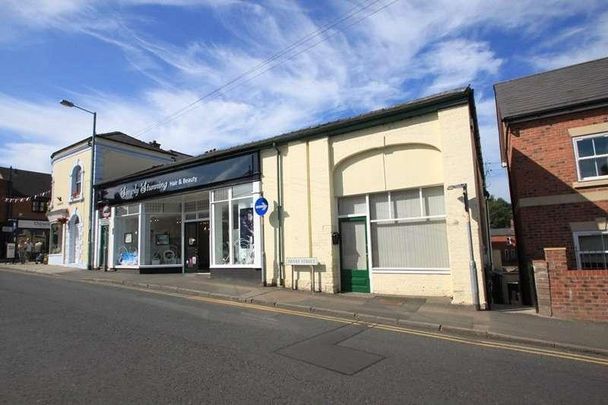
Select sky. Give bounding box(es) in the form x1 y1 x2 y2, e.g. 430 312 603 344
1 0 607 201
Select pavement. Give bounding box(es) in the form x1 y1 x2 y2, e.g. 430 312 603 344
2 262 608 356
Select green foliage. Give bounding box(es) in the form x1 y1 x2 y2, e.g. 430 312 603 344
487 195 512 229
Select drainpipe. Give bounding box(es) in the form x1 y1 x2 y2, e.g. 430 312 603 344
447 183 481 310
483 191 493 309
272 142 285 287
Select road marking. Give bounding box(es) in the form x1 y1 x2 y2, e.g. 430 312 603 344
78 280 608 368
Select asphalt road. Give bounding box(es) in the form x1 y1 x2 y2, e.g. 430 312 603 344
1 271 607 404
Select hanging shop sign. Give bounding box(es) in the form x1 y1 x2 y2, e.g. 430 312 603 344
98 152 260 205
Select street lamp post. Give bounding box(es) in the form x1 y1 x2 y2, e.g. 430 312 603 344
447 183 481 310
60 99 97 271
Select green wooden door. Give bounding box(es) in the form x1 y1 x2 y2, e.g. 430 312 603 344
339 217 370 293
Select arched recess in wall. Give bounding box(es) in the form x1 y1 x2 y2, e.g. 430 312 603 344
333 143 444 197
66 210 82 264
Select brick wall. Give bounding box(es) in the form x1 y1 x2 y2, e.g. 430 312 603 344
0 178 49 224
508 107 608 199
517 201 608 268
537 248 608 321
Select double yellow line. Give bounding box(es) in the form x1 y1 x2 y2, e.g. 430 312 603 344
86 279 608 367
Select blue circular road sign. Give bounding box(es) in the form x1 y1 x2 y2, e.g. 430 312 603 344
254 197 269 216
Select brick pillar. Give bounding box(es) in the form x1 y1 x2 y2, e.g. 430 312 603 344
544 248 568 272
532 259 552 316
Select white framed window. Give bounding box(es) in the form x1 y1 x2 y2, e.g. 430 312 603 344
573 231 608 270
70 164 83 200
210 182 260 267
574 133 608 181
114 204 140 267
338 185 449 273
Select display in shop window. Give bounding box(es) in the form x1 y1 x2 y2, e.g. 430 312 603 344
239 208 254 248
155 233 170 245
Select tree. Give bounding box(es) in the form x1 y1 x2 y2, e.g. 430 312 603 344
487 195 512 229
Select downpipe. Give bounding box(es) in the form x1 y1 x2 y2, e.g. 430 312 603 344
272 143 285 287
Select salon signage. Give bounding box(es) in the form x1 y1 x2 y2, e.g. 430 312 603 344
98 152 260 204
119 176 199 200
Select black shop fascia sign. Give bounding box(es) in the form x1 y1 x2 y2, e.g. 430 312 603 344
97 152 259 205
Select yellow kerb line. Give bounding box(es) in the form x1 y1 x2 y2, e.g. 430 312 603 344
85 280 608 367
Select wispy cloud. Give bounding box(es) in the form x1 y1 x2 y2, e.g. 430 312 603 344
0 0 606 202
530 10 608 70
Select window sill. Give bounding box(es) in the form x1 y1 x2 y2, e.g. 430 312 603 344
572 178 608 189
69 196 84 204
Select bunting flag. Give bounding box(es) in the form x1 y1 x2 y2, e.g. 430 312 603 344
3 190 51 203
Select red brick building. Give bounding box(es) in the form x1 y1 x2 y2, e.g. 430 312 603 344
0 167 51 262
495 57 608 321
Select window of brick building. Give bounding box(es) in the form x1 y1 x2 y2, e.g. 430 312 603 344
32 200 47 213
573 231 608 270
574 134 608 180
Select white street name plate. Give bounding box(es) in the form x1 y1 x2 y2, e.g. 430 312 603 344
285 257 318 266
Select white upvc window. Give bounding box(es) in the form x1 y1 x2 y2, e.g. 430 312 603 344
70 164 83 201
573 231 608 270
573 133 608 181
338 185 450 273
210 182 260 268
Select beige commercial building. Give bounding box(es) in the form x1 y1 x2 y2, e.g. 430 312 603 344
93 88 489 306
47 132 186 268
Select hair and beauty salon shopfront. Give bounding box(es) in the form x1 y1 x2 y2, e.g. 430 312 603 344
94 152 262 279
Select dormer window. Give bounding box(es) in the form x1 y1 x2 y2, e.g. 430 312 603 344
71 165 82 199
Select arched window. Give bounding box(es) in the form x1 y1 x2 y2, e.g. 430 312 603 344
71 165 82 199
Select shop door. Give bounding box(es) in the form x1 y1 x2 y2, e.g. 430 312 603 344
339 217 370 293
185 221 210 272
99 225 109 270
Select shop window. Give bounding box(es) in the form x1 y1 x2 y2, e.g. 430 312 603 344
49 223 63 254
232 198 254 265
339 185 449 271
232 182 253 198
338 195 366 216
114 204 139 266
371 221 449 268
71 165 83 199
574 134 608 180
369 193 390 219
213 201 230 264
370 186 448 270
142 200 182 265
574 232 608 269
211 183 259 266
184 195 209 221
391 189 420 218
